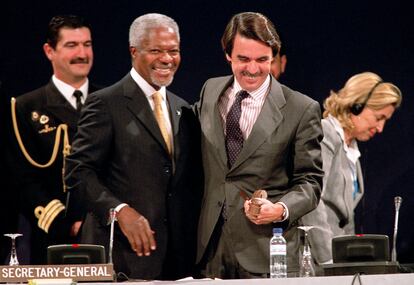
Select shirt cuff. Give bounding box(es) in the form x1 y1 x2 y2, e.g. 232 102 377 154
114 203 129 214
276 202 289 222
107 204 128 225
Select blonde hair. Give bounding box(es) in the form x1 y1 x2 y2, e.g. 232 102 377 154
323 72 402 131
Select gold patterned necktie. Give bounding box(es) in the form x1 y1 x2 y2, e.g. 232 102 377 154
152 91 172 155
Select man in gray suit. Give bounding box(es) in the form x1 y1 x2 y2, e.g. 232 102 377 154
65 13 202 280
196 12 323 278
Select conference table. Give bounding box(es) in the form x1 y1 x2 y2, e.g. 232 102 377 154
1 263 413 284
77 273 414 285
3 274 414 284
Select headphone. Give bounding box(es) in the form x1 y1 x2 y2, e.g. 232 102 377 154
350 80 383 115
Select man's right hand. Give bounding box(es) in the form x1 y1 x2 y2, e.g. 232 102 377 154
116 206 156 256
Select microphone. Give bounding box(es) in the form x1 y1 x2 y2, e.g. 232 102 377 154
108 208 116 264
391 196 402 262
108 208 118 281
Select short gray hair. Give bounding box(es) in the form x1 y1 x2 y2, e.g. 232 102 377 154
129 13 180 49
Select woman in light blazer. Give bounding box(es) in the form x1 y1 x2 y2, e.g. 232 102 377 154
301 71 402 266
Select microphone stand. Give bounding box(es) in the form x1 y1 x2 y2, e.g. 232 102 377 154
391 196 402 262
108 208 117 281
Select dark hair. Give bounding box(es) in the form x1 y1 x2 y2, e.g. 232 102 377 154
276 29 286 56
221 12 281 57
46 15 91 49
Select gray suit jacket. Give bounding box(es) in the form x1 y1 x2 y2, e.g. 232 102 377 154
66 74 203 279
196 75 323 274
301 116 364 263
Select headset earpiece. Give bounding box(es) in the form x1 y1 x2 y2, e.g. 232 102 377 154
349 80 383 116
350 103 365 115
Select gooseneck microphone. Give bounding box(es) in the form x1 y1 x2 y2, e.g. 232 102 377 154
109 208 116 264
391 196 402 262
108 208 118 281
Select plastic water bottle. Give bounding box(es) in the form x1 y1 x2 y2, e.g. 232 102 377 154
270 227 287 278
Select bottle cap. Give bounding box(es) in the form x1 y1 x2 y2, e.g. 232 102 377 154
273 228 283 234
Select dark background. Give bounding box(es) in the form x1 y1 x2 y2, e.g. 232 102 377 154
1 1 413 264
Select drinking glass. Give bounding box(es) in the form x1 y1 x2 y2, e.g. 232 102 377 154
298 226 315 277
4 233 22 266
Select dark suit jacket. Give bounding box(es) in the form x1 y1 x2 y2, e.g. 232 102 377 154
196 75 323 274
11 80 100 264
65 74 203 280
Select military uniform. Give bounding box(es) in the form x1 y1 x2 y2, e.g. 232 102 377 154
12 80 99 264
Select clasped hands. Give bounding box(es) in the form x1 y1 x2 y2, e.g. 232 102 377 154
243 190 285 225
116 206 156 256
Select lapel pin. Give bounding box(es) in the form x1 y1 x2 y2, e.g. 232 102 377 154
39 114 49 124
31 111 39 121
176 110 181 116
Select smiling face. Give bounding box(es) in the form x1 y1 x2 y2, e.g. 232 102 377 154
43 27 93 88
346 104 396 144
130 26 180 89
226 33 272 92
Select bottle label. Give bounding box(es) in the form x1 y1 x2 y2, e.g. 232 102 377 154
270 245 286 255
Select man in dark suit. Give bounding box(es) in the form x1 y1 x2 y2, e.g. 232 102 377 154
65 13 202 280
11 15 97 264
196 12 323 278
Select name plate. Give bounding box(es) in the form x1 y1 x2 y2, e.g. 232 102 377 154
0 264 114 283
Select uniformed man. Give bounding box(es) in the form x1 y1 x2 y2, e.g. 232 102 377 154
11 15 99 264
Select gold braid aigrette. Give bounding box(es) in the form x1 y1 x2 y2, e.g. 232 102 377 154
11 97 71 233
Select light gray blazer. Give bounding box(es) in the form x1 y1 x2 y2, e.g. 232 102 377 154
196 75 324 274
301 116 364 263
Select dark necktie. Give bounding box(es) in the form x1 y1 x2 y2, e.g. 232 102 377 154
225 90 249 168
73 90 83 112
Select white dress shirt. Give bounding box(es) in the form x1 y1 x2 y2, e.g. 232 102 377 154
130 67 173 146
52 75 89 109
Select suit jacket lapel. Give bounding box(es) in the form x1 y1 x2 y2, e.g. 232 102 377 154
167 91 181 158
45 81 79 132
123 74 169 154
230 78 286 171
205 77 233 167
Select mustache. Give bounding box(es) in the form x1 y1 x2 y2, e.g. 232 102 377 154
241 70 261 78
70 58 89 64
